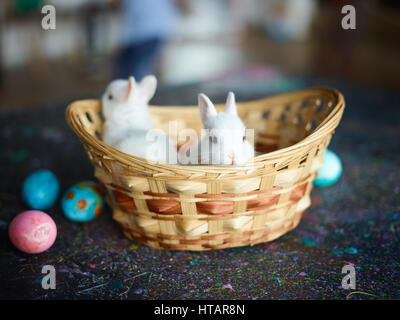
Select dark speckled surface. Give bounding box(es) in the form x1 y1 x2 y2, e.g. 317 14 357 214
0 72 399 300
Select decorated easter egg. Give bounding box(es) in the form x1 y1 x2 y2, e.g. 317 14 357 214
22 169 60 210
8 210 57 254
61 181 104 222
314 149 342 187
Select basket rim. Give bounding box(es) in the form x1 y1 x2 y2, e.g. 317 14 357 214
65 86 345 174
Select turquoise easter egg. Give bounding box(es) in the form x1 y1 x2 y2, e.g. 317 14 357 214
61 181 104 222
314 149 342 187
22 169 60 210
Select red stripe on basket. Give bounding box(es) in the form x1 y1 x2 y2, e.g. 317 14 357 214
247 189 280 211
114 174 312 216
143 191 179 198
146 199 182 214
195 193 234 215
114 191 136 210
196 201 234 215
290 182 308 202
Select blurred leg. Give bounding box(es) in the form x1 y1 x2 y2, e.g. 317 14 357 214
113 38 164 80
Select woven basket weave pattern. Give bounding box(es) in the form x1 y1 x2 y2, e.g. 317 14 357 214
66 87 345 251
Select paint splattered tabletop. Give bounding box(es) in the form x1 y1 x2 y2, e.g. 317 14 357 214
1 74 399 300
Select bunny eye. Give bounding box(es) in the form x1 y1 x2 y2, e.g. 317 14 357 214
108 94 113 100
243 136 246 142
209 136 218 144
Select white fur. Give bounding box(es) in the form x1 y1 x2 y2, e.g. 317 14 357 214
102 75 155 146
116 129 178 164
101 75 177 164
179 92 255 165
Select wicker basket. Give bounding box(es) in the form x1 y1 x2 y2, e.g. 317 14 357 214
65 87 345 251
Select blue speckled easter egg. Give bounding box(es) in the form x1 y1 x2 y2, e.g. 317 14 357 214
61 181 104 222
22 169 60 210
314 149 342 187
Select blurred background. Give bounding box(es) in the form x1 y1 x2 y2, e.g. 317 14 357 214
0 0 399 112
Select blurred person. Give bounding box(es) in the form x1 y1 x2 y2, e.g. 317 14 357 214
263 0 317 42
113 0 178 80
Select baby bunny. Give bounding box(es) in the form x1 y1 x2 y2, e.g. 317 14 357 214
178 92 255 165
102 75 156 147
101 75 177 164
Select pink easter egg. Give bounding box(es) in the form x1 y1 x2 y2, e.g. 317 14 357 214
8 210 57 254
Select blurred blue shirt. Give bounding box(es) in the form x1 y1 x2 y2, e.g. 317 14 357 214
121 0 178 45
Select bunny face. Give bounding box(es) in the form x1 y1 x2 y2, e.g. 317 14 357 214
191 92 255 165
101 75 157 147
102 75 157 121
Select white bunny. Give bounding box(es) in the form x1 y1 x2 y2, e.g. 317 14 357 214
102 75 156 146
178 92 255 165
101 75 177 164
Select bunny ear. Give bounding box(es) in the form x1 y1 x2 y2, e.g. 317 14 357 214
124 76 136 102
139 75 157 102
198 93 217 125
225 91 237 115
